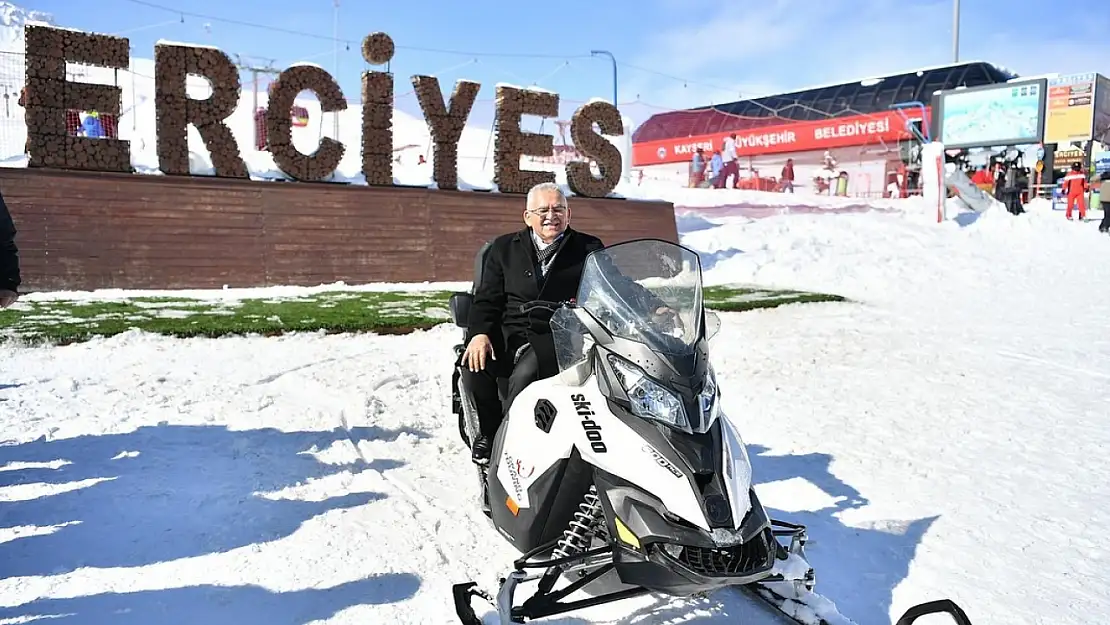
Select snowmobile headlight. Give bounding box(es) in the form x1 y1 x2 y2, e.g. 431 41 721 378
606 354 690 431
698 366 721 431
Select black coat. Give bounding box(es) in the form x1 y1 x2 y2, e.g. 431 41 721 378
0 190 19 294
468 227 604 378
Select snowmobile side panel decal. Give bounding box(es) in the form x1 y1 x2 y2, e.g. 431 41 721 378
486 447 596 552
494 380 575 510
642 444 683 478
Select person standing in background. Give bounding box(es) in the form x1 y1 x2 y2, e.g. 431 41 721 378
707 150 723 188
0 188 20 308
1061 162 1089 221
780 158 795 192
715 134 738 188
690 148 705 188
971 166 993 192
1098 171 1110 234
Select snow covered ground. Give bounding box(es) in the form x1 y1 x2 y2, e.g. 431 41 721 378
3 190 1109 624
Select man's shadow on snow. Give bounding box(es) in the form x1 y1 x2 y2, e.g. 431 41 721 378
0 422 427 579
740 444 938 625
538 444 937 625
0 575 421 625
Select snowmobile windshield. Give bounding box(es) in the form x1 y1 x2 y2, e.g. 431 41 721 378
574 239 703 356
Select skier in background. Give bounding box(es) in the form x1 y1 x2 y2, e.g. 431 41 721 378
690 148 705 188
1061 162 1089 221
0 188 19 308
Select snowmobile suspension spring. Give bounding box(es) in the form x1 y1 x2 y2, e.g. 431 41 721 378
552 486 603 560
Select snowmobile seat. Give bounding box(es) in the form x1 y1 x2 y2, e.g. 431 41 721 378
449 241 510 447
447 240 492 333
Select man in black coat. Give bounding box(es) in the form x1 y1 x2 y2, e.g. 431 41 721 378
0 188 19 308
461 182 602 461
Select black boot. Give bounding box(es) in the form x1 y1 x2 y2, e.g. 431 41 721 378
471 435 492 463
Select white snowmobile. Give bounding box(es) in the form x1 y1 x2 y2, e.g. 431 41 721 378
447 238 972 625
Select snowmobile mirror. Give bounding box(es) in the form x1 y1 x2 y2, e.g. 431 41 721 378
893 599 972 625
706 311 721 341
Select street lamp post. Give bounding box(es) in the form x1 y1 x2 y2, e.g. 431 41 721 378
333 0 340 139
952 0 960 64
590 50 617 106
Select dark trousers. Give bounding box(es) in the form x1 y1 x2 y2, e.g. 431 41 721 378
1100 202 1110 232
460 346 540 439
714 160 739 188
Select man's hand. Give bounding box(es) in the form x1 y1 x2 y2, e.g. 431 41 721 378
653 306 678 320
0 290 16 309
464 333 496 372
652 306 684 333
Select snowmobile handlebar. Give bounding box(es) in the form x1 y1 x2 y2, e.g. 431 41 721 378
519 300 570 314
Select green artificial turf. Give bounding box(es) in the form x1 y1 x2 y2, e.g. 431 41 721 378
702 285 846 312
0 285 846 345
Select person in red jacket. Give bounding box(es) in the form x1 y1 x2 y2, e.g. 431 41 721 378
780 158 795 192
1061 162 1089 221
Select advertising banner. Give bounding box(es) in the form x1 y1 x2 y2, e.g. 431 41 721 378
1094 75 1110 145
1043 73 1097 144
936 79 1046 149
1095 151 1110 205
1094 151 1110 174
630 109 921 166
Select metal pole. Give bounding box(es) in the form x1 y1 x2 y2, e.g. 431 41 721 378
253 70 259 150
591 50 617 106
333 0 340 139
952 0 960 63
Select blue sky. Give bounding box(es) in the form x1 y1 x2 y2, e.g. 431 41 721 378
21 0 1110 129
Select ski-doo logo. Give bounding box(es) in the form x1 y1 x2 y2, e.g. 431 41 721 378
571 394 607 453
643 444 682 478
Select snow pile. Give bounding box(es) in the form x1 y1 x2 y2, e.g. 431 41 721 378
681 197 1104 301
16 280 472 304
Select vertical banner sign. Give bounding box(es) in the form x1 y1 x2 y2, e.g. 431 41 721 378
1094 152 1110 175
1094 151 1110 206
1043 73 1097 144
1095 75 1110 144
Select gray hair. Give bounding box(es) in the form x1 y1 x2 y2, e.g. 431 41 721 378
526 182 566 210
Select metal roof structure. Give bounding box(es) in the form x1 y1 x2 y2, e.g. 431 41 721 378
631 61 1019 143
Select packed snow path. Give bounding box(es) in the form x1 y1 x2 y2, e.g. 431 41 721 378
2 205 1110 624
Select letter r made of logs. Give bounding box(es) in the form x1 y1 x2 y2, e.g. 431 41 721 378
154 43 248 178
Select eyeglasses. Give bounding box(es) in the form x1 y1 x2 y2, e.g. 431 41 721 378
528 205 567 216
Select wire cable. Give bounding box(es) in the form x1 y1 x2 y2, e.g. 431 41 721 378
117 0 591 59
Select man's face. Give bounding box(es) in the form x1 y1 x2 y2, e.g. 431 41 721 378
524 189 569 242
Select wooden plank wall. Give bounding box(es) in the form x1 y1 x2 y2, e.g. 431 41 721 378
0 168 679 292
